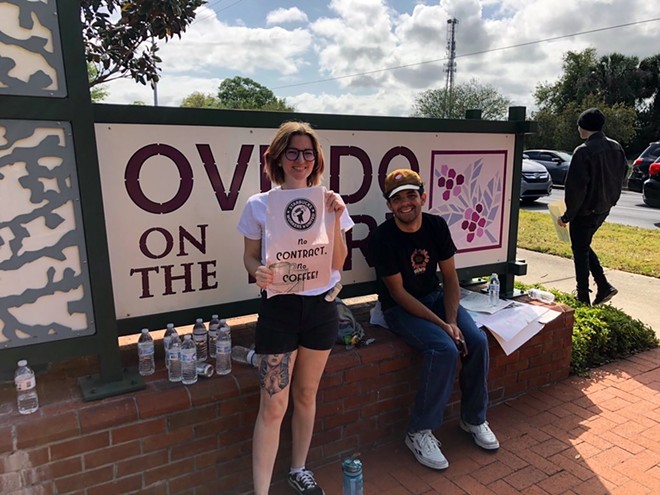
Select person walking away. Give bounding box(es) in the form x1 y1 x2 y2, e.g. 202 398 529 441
370 168 499 471
558 108 628 305
238 121 354 495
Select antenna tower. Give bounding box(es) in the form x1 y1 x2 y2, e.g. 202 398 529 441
445 18 458 117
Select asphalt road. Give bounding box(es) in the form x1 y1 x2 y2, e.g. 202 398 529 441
522 187 660 230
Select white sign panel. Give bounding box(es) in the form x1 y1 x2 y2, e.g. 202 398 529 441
94 124 514 319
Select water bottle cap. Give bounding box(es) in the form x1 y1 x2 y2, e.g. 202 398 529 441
196 318 203 323
184 334 191 340
342 457 362 473
141 328 149 333
167 323 174 329
18 359 27 367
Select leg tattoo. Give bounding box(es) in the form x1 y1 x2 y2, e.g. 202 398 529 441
259 353 291 397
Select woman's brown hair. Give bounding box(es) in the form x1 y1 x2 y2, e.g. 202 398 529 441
263 121 325 187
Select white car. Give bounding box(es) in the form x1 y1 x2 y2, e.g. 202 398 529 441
520 158 552 203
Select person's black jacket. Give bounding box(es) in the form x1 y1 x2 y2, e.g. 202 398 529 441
563 132 628 222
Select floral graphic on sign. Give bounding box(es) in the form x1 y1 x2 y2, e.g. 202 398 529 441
428 152 506 252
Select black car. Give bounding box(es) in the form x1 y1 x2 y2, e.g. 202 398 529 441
642 159 660 208
629 141 660 192
522 149 572 185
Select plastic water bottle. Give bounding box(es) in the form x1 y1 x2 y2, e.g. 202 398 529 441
342 455 364 495
163 323 177 368
231 346 258 367
488 273 500 307
528 288 555 303
181 335 198 385
167 335 183 382
15 360 39 415
216 321 232 375
192 318 208 362
207 315 221 360
137 328 155 376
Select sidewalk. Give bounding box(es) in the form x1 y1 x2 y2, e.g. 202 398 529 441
270 347 660 495
516 248 660 338
267 250 660 495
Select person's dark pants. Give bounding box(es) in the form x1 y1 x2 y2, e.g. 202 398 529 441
569 212 610 293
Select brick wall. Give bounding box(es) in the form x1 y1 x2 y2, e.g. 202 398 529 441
0 298 573 495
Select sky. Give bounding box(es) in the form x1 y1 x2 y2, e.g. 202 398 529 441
102 0 660 117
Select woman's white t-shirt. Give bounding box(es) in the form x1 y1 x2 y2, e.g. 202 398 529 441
237 187 354 296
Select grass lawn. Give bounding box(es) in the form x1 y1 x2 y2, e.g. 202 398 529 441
517 210 660 279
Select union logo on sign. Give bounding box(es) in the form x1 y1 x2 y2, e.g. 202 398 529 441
285 198 316 231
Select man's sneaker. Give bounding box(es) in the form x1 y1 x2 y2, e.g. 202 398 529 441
288 469 324 495
405 430 449 470
593 285 618 305
459 420 500 450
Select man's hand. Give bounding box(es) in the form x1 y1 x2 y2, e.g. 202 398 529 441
444 322 467 356
558 217 568 228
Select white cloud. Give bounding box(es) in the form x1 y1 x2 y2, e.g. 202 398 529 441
101 0 660 119
266 7 309 25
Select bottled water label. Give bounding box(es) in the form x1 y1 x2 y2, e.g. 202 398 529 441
16 376 36 391
181 351 196 362
217 341 231 353
138 344 154 356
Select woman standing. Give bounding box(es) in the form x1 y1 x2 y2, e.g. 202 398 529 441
238 121 353 495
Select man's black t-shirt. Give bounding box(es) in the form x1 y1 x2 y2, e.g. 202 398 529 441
371 213 457 311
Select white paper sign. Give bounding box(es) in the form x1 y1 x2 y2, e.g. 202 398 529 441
265 187 331 297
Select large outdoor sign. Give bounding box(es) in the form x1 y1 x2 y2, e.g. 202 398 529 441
95 123 514 320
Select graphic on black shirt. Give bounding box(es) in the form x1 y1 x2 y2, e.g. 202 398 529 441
411 248 430 275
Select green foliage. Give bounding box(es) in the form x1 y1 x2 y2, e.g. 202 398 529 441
529 48 660 154
81 0 204 87
411 78 511 120
180 91 221 108
215 76 294 111
515 283 659 376
87 63 108 102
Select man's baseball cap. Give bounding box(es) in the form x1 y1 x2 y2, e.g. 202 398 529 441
384 169 424 199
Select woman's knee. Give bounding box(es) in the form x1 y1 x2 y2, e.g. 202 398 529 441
292 385 319 410
258 395 289 424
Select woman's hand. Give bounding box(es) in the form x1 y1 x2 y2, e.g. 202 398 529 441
254 265 273 289
325 190 346 216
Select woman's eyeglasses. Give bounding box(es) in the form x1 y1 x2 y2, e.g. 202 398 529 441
284 148 316 162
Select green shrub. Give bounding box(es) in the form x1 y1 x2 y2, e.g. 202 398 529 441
515 283 659 376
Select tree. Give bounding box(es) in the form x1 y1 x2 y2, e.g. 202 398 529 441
180 91 221 109
529 49 648 152
81 0 204 87
87 63 109 102
410 79 512 120
216 77 294 111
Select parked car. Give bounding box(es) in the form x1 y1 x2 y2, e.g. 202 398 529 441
628 140 660 193
642 159 660 208
520 158 552 203
522 149 572 185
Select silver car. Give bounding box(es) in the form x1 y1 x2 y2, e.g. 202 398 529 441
520 158 552 203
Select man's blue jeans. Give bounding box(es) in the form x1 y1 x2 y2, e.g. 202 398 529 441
383 289 489 433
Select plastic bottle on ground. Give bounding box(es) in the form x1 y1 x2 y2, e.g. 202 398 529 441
167 335 183 383
137 328 155 376
528 288 555 303
207 315 221 361
342 455 364 495
231 345 258 367
192 318 208 362
15 360 39 415
163 323 177 369
215 321 232 375
488 273 500 307
181 335 198 385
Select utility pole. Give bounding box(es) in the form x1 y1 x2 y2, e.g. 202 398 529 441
444 18 458 118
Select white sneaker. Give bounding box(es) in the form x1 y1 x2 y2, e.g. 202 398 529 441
459 420 500 450
405 430 449 470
